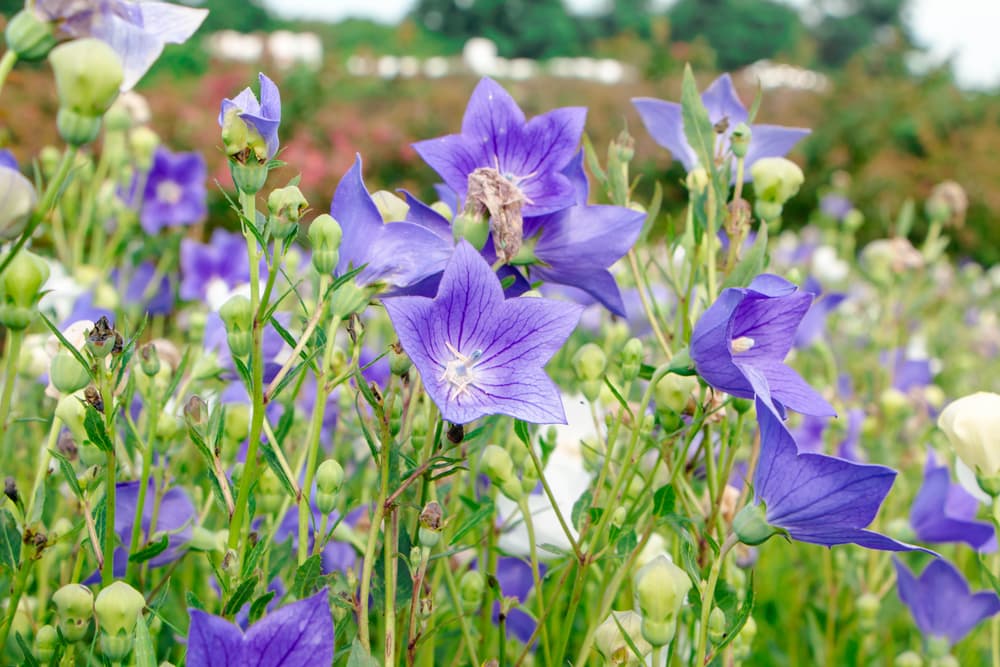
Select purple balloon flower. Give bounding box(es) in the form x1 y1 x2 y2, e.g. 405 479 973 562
819 193 853 221
186 589 334 667
494 557 543 644
35 0 208 90
331 155 452 289
691 274 835 418
218 72 282 160
112 480 195 575
910 450 995 551
793 277 845 349
894 557 1000 646
180 229 252 304
632 73 810 182
140 146 207 234
413 77 586 217
383 240 582 425
745 400 920 551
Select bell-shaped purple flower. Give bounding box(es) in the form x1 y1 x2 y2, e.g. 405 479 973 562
495 557 544 644
740 400 920 551
691 274 835 418
383 240 582 425
179 229 252 306
793 277 845 349
910 450 995 551
186 589 334 667
36 0 208 90
140 146 207 234
413 77 586 217
331 155 452 289
894 557 1000 646
632 73 810 182
111 480 195 576
218 72 282 160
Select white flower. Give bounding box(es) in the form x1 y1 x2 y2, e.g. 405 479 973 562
938 392 1000 480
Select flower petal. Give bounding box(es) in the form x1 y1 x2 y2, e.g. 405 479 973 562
186 609 244 667
701 74 749 127
631 97 697 171
244 589 334 667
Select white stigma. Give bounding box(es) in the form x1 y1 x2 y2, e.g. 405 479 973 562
156 180 183 205
440 341 483 399
730 336 756 354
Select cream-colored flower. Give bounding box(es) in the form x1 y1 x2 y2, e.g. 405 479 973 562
938 392 1000 480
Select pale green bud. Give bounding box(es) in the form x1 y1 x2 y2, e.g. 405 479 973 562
686 167 709 195
611 505 627 530
459 570 485 612
634 555 690 629
94 581 145 637
1 249 49 310
0 162 37 241
52 583 94 643
573 343 607 382
267 185 308 240
751 157 804 206
5 10 56 60
856 592 879 632
219 295 253 358
894 651 923 667
879 387 909 419
730 123 751 159
127 126 160 170
733 503 779 546
654 373 697 415
33 624 58 662
930 656 958 667
50 349 91 395
389 345 411 376
371 190 409 222
55 395 88 446
50 39 124 144
708 606 727 643
621 337 643 383
224 404 250 443
594 610 651 666
316 459 344 495
481 444 516 486
308 214 343 274
330 280 372 321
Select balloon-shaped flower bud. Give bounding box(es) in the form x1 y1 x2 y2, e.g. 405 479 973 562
0 159 37 241
895 650 924 667
452 208 489 251
573 343 607 382
315 459 344 514
49 39 124 145
50 349 91 395
0 249 49 329
730 123 751 159
139 343 161 377
129 126 160 171
751 157 803 221
418 501 444 548
52 583 94 643
481 444 522 501
686 167 709 196
621 338 643 383
633 555 690 646
937 392 1000 496
732 503 781 546
85 316 120 359
459 570 485 613
594 610 652 666
33 624 59 662
708 606 727 643
218 295 253 359
95 581 145 662
371 190 409 222
855 592 880 632
6 10 56 60
390 344 411 376
308 214 342 274
267 185 307 240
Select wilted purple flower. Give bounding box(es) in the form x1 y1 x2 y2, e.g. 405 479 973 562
35 0 208 90
111 480 195 576
910 450 995 551
219 72 282 160
331 155 452 288
740 400 920 551
186 589 334 667
632 73 810 182
180 229 252 307
893 557 1000 646
140 146 207 234
383 240 582 424
413 77 586 218
691 274 835 418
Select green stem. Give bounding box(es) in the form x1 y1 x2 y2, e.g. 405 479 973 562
0 555 33 649
627 249 672 359
0 328 24 430
384 501 399 666
0 51 17 98
440 555 481 665
25 417 61 526
358 460 388 653
693 533 737 666
126 391 158 583
517 496 551 665
102 448 116 585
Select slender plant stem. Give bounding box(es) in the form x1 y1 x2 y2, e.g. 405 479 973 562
25 417 61 526
126 390 159 583
0 555 33 649
693 533 738 667
627 249 672 359
439 554 481 665
517 496 551 665
0 328 24 430
102 448 116 585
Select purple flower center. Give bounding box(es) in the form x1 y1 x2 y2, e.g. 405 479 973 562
440 342 483 399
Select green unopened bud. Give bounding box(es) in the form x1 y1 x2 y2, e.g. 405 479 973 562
621 338 643 382
53 583 94 643
33 623 58 662
686 167 709 195
733 503 780 546
856 592 879 631
595 610 651 666
894 651 923 667
2 249 49 311
613 129 635 163
634 555 690 631
730 123 751 159
50 349 91 394
0 161 37 241
5 10 56 60
751 157 803 206
316 459 344 495
880 387 909 419
330 280 371 321
139 343 161 377
708 606 727 643
481 444 516 486
654 373 697 415
459 570 485 612
55 395 88 446
926 636 950 660
844 208 864 231
573 343 607 382
308 214 343 273
389 345 411 376
267 185 308 240
229 159 268 195
610 506 627 530
219 295 253 358
50 39 123 144
95 581 145 637
371 190 409 222
129 126 160 170
731 397 754 414
452 209 489 250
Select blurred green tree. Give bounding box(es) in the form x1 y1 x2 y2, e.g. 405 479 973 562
813 0 910 67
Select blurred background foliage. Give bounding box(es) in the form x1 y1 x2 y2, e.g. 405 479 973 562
0 0 996 264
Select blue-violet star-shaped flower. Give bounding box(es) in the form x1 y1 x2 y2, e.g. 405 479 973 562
910 450 995 551
186 588 334 667
413 77 586 218
36 0 208 90
383 240 582 425
140 146 207 234
632 73 809 182
744 399 921 551
691 274 835 418
894 557 1000 646
218 72 282 160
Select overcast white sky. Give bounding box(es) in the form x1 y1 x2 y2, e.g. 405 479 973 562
262 0 999 90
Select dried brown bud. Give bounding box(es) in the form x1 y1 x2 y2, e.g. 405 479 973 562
447 423 464 444
4 476 19 505
725 198 752 243
84 385 104 413
466 167 529 264
419 501 443 532
86 316 118 358
184 395 207 426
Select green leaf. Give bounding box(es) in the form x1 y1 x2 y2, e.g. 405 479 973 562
513 420 531 447
652 484 676 518
185 590 205 610
38 313 94 382
222 575 258 617
249 590 277 624
133 614 157 667
449 497 495 546
83 403 114 452
293 554 324 598
581 133 607 185
346 638 380 667
48 449 83 500
713 572 756 655
0 510 21 570
680 64 717 182
721 223 769 290
571 489 593 533
128 534 170 563
258 439 297 498
14 632 39 667
242 530 269 579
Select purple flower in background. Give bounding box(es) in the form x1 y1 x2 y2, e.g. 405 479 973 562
691 274 835 418
111 480 195 576
413 77 586 218
186 589 334 667
494 557 544 644
219 72 282 160
819 193 853 221
35 0 208 90
330 155 452 288
793 277 845 349
274 506 364 575
741 400 921 551
632 73 810 182
119 261 173 315
180 229 251 307
140 146 207 234
384 241 582 424
894 557 1000 646
910 450 995 551
888 349 934 393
